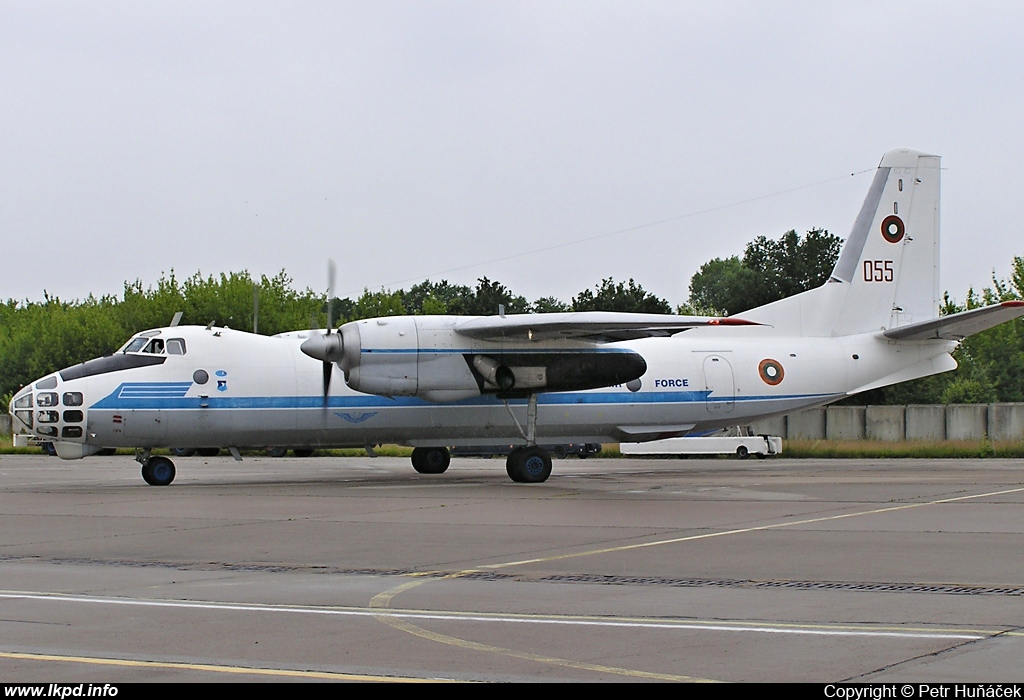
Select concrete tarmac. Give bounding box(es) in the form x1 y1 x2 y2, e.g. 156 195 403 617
1 453 1023 682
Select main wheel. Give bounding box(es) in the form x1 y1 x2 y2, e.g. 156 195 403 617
171 447 197 457
505 446 552 483
196 447 221 457
411 447 450 474
141 456 176 486
292 448 315 458
266 447 288 458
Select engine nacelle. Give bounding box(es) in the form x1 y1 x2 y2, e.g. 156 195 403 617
304 316 648 402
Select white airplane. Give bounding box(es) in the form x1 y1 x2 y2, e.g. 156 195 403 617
9 149 1024 486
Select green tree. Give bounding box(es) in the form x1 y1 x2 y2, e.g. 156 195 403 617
531 296 571 313
351 288 406 320
461 277 529 316
403 280 473 315
688 228 843 315
572 278 672 314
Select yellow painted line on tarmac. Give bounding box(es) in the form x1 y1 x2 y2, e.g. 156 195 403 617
368 592 717 683
0 650 452 682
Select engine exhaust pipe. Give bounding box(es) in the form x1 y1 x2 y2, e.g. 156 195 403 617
472 355 515 391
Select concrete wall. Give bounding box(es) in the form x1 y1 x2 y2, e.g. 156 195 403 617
0 414 10 435
766 403 1024 442
906 405 946 441
988 404 1024 442
826 406 865 440
786 408 826 440
865 406 905 441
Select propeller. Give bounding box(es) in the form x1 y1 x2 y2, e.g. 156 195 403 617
324 259 336 404
300 260 344 407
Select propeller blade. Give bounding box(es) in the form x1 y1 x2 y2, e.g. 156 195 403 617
326 258 337 331
322 360 332 406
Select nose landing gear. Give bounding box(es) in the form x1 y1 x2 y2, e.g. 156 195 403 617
136 449 176 486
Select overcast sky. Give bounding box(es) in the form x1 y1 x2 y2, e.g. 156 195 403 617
2 1 1022 311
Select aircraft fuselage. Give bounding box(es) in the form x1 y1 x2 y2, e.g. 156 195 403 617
15 323 954 458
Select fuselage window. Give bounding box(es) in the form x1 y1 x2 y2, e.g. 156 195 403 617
166 338 186 355
63 392 84 406
37 410 59 424
62 426 83 439
37 392 58 407
63 410 84 423
37 426 57 437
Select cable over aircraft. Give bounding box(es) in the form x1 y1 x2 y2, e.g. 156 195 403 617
10 149 1024 485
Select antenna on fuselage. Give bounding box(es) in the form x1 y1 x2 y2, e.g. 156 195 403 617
170 311 183 328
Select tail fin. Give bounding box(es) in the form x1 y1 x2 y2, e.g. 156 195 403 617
741 148 941 337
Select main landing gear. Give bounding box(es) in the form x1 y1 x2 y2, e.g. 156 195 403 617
411 446 451 474
136 449 176 486
409 394 555 483
501 392 553 483
505 445 552 483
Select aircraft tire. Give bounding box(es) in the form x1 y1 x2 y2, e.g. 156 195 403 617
141 457 176 486
293 448 315 458
171 447 197 457
505 446 552 483
411 447 450 474
197 447 221 457
266 447 288 458
505 448 523 482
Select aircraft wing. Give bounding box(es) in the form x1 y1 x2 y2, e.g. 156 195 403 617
883 301 1024 341
454 311 758 342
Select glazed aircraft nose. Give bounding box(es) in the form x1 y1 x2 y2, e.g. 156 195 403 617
9 388 33 431
300 333 345 363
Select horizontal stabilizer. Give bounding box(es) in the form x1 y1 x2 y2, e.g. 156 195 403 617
455 312 757 342
882 301 1024 341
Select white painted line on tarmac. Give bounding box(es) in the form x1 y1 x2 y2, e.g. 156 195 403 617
0 590 987 640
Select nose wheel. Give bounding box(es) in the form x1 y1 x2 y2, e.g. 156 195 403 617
136 450 176 486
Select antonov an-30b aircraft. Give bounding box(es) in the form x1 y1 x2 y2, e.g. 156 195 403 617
10 149 1024 485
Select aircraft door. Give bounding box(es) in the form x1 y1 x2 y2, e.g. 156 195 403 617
702 355 735 413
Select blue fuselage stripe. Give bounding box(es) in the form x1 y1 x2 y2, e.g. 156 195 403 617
89 384 834 411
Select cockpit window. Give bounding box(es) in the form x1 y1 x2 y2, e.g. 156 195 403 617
123 337 149 353
120 330 162 354
37 392 58 407
143 339 164 354
166 338 186 355
35 376 58 390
